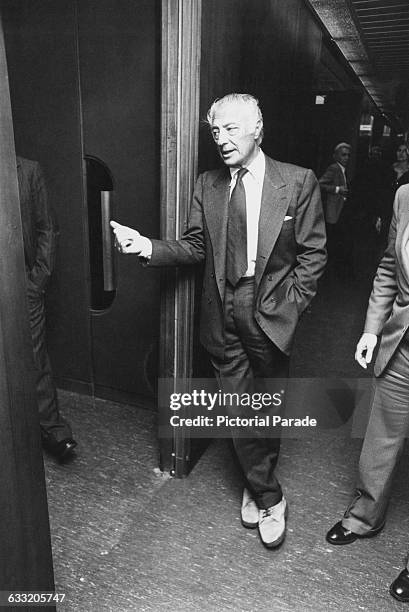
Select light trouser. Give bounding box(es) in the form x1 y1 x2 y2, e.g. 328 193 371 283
343 334 409 534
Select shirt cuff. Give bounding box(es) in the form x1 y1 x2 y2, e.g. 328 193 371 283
335 186 340 194
138 236 153 260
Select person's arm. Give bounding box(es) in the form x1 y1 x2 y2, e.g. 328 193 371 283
291 169 327 313
355 190 400 368
29 162 59 291
364 193 399 334
319 165 348 195
111 173 206 266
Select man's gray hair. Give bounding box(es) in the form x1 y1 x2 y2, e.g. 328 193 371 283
333 142 351 153
206 93 264 145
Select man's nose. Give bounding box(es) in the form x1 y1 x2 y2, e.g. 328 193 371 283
217 128 229 146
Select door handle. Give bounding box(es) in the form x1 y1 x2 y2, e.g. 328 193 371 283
101 190 116 292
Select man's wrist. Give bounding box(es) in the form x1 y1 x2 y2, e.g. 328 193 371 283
362 330 378 338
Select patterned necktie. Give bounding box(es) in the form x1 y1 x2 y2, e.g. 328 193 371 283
226 167 248 286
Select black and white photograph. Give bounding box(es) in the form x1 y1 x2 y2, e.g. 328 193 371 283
1 0 409 610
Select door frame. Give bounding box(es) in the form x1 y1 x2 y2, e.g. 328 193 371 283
159 0 202 476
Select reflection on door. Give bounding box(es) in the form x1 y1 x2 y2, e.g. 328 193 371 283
85 155 115 311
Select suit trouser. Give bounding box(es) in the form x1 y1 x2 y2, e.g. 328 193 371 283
27 285 72 443
342 335 409 534
210 277 289 509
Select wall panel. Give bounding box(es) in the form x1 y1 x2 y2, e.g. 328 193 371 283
2 0 93 387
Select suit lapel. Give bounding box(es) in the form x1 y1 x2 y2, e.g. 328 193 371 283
204 168 230 299
255 157 289 290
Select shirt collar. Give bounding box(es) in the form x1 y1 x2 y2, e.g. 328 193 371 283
229 149 265 183
337 162 346 174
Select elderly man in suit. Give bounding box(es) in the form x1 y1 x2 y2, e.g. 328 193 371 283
111 93 327 548
326 183 409 600
19 156 77 461
319 142 352 277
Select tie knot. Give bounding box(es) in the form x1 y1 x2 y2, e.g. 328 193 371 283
236 167 248 182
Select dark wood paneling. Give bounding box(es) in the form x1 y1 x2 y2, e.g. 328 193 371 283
240 0 322 164
199 0 246 172
0 17 55 601
199 0 323 166
2 0 93 386
78 0 161 399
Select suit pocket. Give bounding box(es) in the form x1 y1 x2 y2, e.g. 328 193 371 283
270 277 296 304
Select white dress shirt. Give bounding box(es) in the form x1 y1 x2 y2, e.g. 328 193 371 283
229 149 265 277
139 149 266 266
335 162 347 195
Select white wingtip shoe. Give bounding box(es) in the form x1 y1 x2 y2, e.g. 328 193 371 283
241 488 259 529
258 497 288 548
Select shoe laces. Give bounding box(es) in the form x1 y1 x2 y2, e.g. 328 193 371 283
261 505 279 520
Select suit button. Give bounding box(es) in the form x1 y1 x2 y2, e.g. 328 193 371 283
210 273 214 278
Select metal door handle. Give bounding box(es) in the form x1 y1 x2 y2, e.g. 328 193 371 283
101 190 115 291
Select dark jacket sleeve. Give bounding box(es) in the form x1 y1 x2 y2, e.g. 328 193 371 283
293 169 327 311
149 173 206 266
319 164 339 194
29 162 59 290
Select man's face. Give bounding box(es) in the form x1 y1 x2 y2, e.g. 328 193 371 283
396 145 408 162
210 101 261 168
334 147 350 167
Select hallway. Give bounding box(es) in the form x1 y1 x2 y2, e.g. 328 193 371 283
47 252 408 611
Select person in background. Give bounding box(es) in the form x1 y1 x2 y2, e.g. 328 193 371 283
110 93 327 549
391 142 409 191
18 156 77 461
325 183 409 603
319 143 352 278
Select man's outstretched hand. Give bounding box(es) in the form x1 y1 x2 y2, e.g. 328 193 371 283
110 220 151 256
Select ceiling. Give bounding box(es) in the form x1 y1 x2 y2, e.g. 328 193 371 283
308 0 409 126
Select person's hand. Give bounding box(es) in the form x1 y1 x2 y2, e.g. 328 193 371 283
338 185 348 195
355 333 378 369
110 220 145 254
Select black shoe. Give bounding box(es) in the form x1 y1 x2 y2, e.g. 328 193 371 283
326 520 383 545
43 437 77 461
390 569 409 602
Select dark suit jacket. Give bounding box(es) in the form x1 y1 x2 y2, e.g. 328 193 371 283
150 154 327 358
364 184 409 376
17 156 58 291
319 162 347 224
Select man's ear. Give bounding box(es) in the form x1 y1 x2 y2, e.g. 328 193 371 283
254 119 262 140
